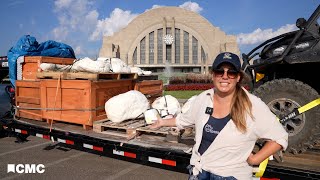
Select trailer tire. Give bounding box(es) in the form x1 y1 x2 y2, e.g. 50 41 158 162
253 78 320 154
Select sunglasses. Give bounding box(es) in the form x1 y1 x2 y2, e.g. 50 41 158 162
213 68 239 79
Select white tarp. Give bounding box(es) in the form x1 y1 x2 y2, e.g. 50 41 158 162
39 57 155 75
72 57 111 73
109 58 131 73
105 90 149 123
130 66 152 75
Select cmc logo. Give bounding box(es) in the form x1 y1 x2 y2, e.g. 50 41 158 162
7 164 45 173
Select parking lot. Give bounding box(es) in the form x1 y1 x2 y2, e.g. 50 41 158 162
0 135 188 180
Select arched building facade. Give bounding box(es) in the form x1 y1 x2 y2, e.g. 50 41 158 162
99 7 240 73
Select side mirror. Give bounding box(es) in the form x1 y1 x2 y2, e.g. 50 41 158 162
296 18 307 29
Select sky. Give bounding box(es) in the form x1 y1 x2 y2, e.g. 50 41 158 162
0 0 319 59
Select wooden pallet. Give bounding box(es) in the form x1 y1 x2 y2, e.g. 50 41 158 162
136 125 181 143
37 71 137 81
93 119 145 139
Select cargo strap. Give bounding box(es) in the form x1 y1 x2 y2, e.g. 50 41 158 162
279 98 320 123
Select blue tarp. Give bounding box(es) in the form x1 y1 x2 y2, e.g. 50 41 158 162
7 35 76 86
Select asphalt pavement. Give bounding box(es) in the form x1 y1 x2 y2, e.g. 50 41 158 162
0 136 188 180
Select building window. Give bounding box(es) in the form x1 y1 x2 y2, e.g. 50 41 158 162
175 28 180 64
157 29 163 64
201 46 206 63
149 31 154 64
133 47 137 64
183 31 189 64
140 37 146 64
192 36 198 64
166 45 171 63
165 28 172 63
166 28 171 34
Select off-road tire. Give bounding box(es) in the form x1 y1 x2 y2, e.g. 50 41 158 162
253 78 320 154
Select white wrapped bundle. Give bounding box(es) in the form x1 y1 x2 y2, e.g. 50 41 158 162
152 95 181 117
72 57 110 73
105 90 149 123
110 58 131 73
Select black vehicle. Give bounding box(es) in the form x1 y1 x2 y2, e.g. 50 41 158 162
242 5 320 154
0 56 9 83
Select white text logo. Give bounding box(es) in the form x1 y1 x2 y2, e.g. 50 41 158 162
7 164 45 173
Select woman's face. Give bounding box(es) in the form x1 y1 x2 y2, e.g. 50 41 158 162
212 63 240 94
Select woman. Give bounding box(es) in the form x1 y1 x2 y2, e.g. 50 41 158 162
151 52 288 180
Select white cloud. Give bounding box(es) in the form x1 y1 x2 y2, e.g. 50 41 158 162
179 1 203 13
74 46 82 55
50 0 203 58
52 0 98 40
89 8 138 41
52 26 69 41
54 0 73 10
237 24 297 45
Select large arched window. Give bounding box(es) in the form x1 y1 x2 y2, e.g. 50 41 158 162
157 28 163 64
175 28 180 64
149 31 154 64
131 27 206 67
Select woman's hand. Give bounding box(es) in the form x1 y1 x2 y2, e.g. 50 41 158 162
149 116 177 129
149 117 163 129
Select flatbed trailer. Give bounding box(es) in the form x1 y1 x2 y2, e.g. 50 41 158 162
1 117 320 180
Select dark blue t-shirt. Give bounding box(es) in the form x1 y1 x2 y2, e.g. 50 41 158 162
198 115 231 155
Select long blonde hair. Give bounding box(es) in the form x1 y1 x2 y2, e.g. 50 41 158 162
230 71 253 133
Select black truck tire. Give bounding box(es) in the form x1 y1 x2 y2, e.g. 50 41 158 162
253 78 320 154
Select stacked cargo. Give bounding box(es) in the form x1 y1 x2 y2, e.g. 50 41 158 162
15 56 163 130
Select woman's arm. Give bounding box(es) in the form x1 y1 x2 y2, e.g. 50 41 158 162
149 117 177 129
247 141 282 165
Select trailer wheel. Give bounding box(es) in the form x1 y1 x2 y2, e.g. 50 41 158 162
253 78 320 154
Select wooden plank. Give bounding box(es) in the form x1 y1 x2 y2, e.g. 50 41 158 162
136 125 181 143
93 119 145 138
37 72 137 81
36 72 67 79
134 80 163 96
136 126 171 135
16 97 40 104
16 80 40 88
24 56 75 64
15 80 42 120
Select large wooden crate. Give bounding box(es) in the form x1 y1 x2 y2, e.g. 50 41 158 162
15 80 42 120
40 79 134 129
134 80 163 102
21 56 75 80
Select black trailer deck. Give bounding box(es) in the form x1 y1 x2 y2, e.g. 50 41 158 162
2 118 320 179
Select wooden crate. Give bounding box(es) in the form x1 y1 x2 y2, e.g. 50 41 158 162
40 79 134 129
134 80 163 103
15 80 42 120
21 56 75 80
